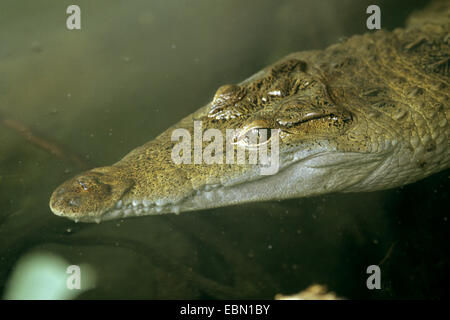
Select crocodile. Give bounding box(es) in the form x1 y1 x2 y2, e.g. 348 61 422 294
50 1 449 223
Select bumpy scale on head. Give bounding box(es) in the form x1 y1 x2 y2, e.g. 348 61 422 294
50 166 134 221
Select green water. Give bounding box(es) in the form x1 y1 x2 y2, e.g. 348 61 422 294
1 0 449 299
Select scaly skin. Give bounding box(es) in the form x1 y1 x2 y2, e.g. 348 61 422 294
50 2 449 223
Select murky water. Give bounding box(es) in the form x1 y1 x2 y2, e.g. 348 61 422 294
1 0 448 299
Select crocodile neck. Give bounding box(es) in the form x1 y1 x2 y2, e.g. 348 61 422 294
50 1 449 222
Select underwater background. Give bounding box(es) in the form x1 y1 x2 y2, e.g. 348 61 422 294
0 0 449 299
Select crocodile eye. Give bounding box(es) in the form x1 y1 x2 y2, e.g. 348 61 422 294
234 127 272 149
208 84 247 120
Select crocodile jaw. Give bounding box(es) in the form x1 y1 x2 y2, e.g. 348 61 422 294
50 147 388 223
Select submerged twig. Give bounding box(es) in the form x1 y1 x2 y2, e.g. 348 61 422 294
379 242 396 266
0 113 89 170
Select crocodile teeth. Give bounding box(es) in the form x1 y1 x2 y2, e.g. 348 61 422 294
143 200 153 207
132 200 140 207
155 199 169 206
205 192 214 200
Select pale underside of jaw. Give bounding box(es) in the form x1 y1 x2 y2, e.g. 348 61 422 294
74 148 388 223
75 148 316 223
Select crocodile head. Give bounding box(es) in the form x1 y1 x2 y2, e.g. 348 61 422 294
50 0 450 223
49 54 412 222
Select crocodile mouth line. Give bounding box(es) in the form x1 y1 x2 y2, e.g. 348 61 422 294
94 150 341 223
